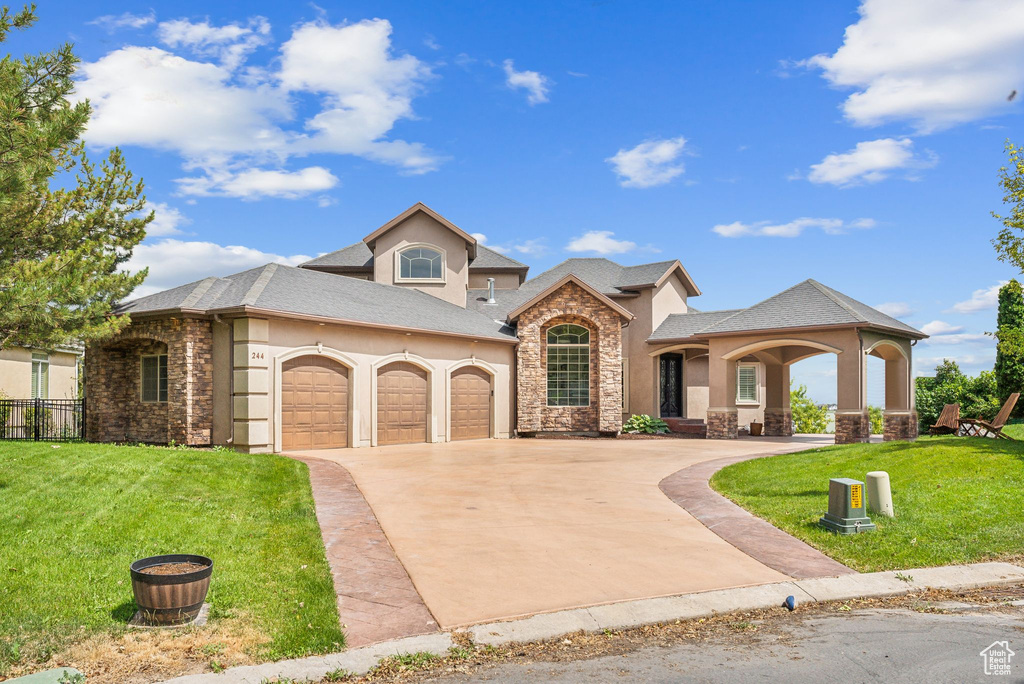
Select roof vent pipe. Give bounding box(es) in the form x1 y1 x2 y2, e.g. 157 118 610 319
487 277 496 304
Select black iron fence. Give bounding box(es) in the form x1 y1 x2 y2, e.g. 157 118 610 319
0 398 85 441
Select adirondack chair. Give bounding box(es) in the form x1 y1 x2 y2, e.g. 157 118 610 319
928 403 960 435
958 392 1019 439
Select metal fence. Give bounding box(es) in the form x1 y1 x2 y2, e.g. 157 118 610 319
0 399 85 441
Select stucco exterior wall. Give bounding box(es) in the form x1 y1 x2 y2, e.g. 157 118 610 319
651 274 689 331
249 317 514 450
468 272 521 290
371 212 470 307
684 352 709 420
618 290 655 417
0 347 79 399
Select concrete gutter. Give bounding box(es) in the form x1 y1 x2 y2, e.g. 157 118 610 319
161 561 1024 683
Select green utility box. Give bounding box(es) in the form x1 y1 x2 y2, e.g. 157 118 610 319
819 478 876 534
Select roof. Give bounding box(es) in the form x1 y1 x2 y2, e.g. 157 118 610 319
648 279 925 341
363 202 478 258
468 258 696 319
300 242 527 273
118 263 517 342
648 309 743 341
505 274 635 323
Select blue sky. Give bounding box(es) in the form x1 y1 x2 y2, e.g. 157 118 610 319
11 0 1024 403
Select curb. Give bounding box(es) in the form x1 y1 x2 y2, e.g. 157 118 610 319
162 561 1024 683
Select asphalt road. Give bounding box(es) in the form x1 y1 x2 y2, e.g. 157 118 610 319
424 604 1024 683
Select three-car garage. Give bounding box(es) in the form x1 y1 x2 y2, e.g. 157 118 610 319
278 355 495 450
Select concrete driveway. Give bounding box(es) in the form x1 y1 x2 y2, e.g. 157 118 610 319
296 435 831 628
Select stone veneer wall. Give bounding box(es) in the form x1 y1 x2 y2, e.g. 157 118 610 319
835 412 870 444
883 411 919 442
763 408 793 437
706 409 738 439
86 317 213 445
516 282 622 434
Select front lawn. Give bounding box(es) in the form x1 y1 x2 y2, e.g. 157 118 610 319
0 442 343 678
711 437 1024 572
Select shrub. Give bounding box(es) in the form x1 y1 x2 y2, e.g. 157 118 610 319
791 383 828 433
916 359 1002 430
868 406 884 434
622 414 670 434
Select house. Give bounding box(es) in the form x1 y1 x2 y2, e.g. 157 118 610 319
84 202 926 451
0 346 81 400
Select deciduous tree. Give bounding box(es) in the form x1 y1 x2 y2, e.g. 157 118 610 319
993 279 1024 414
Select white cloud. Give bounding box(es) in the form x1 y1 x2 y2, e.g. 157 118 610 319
803 0 1024 132
280 19 439 173
502 59 551 105
807 138 935 186
712 217 873 238
127 239 311 299
606 137 687 188
88 11 155 31
948 282 1008 313
486 238 547 256
145 202 190 237
874 301 914 317
565 230 637 255
921 332 990 345
75 17 439 198
157 16 271 70
176 166 339 199
470 232 488 243
920 320 963 336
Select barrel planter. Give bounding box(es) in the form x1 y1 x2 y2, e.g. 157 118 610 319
130 554 213 626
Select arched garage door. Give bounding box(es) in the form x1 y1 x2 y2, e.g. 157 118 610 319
450 366 491 440
281 356 349 450
377 362 428 446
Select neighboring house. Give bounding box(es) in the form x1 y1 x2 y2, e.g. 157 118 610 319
84 202 926 452
0 346 81 399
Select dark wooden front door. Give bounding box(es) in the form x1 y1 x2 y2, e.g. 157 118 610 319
660 353 683 418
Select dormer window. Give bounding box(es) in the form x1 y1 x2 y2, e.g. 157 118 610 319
397 244 445 282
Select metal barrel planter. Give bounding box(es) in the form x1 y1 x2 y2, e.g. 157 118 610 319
130 554 213 626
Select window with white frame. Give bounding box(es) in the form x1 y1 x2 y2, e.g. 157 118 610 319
30 353 48 399
736 363 758 403
397 245 444 280
141 354 168 403
546 324 590 406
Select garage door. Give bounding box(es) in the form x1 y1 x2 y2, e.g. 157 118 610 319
377 362 428 446
281 356 349 450
450 366 491 440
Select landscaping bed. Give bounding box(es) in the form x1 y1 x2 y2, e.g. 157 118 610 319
710 436 1024 572
0 442 344 682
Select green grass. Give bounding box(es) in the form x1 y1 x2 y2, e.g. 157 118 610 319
0 442 344 674
710 436 1024 572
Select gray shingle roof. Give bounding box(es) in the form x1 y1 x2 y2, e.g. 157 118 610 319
648 279 924 340
118 264 516 341
649 309 743 341
467 258 680 318
299 242 527 272
301 243 373 269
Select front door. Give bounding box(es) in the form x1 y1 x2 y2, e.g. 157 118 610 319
660 353 683 418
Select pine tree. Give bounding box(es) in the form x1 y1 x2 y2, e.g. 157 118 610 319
0 5 150 351
994 279 1024 412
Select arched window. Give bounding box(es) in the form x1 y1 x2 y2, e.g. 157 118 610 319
546 324 590 406
398 246 444 280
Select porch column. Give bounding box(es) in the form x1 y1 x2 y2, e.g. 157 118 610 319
883 350 917 441
232 317 271 453
763 361 793 436
835 342 869 444
706 343 737 439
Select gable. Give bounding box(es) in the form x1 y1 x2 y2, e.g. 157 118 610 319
363 202 477 259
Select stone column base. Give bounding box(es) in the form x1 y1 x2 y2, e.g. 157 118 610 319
707 409 738 439
883 411 918 442
835 411 870 444
763 408 793 436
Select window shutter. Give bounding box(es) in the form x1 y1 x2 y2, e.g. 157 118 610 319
737 365 757 403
